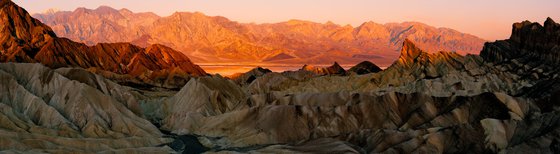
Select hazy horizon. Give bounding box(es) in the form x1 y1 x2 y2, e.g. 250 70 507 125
14 0 560 41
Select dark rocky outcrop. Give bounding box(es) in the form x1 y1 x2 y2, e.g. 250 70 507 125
348 61 382 75
481 18 560 64
480 17 560 99
229 67 272 85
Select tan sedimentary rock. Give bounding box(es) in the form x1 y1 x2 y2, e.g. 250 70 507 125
0 63 173 153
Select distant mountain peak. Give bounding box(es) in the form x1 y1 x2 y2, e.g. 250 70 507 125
94 5 118 13
545 17 558 28
73 7 89 14
286 19 314 25
40 8 59 14
325 21 336 25
169 11 202 18
355 21 389 39
361 21 381 26
119 8 133 14
69 6 118 15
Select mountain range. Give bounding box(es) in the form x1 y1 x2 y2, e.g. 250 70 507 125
1 0 560 153
0 1 206 89
32 6 486 66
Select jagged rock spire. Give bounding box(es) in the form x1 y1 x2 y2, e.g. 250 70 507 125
544 17 558 31
397 39 423 65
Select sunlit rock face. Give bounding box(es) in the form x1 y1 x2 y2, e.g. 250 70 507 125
301 62 347 75
33 6 486 66
1 0 560 153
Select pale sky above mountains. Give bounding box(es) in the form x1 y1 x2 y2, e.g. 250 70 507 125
14 0 560 40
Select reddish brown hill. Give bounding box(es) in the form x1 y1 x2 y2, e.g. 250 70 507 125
0 0 205 88
33 6 486 66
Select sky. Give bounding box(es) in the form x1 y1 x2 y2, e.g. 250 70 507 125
13 0 560 41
